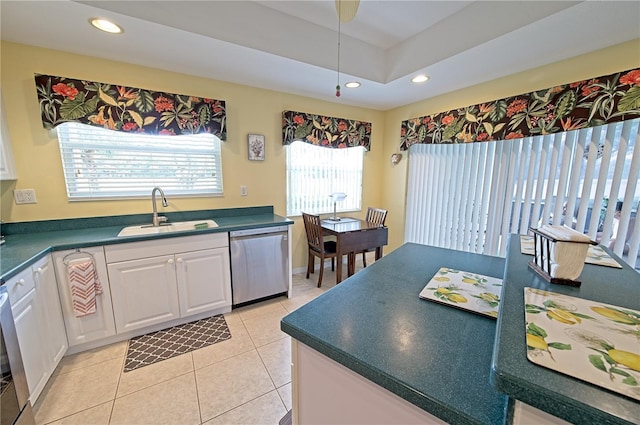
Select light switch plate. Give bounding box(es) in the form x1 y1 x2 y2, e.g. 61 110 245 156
14 189 37 204
240 185 248 196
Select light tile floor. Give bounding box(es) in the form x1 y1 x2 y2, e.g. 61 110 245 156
33 255 371 425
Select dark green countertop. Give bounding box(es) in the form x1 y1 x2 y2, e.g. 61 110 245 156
281 242 511 425
0 206 292 283
492 235 640 425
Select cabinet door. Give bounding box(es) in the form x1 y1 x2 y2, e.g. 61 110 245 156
8 257 68 404
108 255 180 333
176 248 231 317
33 256 68 369
0 89 16 180
11 286 48 405
53 248 116 346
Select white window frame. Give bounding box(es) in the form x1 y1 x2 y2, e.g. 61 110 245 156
56 122 223 200
286 141 364 217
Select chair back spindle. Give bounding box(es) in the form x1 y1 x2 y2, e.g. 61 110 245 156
302 212 337 287
366 207 387 226
359 207 388 267
303 213 323 251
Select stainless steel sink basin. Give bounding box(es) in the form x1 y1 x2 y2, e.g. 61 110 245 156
117 219 218 237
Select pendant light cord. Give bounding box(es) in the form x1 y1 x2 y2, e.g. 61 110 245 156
337 18 341 86
336 2 342 97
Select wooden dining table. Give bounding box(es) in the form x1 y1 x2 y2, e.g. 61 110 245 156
321 217 388 284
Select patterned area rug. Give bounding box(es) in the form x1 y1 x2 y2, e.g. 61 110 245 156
124 315 231 372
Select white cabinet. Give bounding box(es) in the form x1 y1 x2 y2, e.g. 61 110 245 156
6 255 67 404
52 247 117 347
107 255 181 333
34 256 68 368
105 233 231 334
0 88 17 180
177 248 231 317
8 267 48 404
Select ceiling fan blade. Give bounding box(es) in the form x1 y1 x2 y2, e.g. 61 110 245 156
335 0 360 22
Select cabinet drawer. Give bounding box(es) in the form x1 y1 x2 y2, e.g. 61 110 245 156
105 233 228 263
5 266 35 306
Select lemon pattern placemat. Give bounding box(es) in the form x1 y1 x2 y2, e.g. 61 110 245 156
419 268 503 319
525 287 640 401
520 235 622 268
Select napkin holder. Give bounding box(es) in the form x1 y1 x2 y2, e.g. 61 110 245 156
528 225 597 287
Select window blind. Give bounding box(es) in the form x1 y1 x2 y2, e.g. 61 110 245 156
405 119 640 267
57 122 223 200
286 141 363 216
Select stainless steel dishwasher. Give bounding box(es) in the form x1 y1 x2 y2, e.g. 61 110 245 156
229 225 289 306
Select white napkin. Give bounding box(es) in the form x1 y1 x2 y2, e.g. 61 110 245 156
537 225 592 243
536 225 591 280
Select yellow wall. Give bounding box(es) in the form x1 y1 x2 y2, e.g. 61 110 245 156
0 41 385 270
1 39 639 270
382 39 640 251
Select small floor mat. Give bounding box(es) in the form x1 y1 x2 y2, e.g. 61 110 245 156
124 315 231 372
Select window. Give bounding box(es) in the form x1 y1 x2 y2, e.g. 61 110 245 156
404 119 640 266
286 141 364 216
56 122 223 200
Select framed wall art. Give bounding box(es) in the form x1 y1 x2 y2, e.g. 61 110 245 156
248 134 265 161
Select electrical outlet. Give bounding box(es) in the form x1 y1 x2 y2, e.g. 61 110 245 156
240 185 248 196
14 189 37 204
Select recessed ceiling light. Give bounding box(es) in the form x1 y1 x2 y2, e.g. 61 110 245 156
345 82 361 88
89 18 123 34
411 75 430 83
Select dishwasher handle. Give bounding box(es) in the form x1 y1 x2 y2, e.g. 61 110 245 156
229 225 289 238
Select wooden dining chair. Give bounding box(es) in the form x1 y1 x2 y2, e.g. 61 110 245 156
302 212 337 287
359 207 387 267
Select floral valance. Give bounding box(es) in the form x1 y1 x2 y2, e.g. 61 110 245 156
34 74 226 139
400 68 640 150
282 110 371 150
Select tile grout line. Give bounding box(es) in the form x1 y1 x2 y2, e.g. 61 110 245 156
34 353 126 425
204 389 285 424
113 368 195 400
256 338 291 414
191 355 204 425
52 343 128 377
108 347 127 424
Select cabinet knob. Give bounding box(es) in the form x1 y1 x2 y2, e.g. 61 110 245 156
176 258 183 263
35 267 43 274
167 259 174 265
17 279 25 285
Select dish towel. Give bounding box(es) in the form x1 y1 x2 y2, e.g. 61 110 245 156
68 258 103 317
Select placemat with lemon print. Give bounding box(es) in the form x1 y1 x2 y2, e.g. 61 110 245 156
520 235 622 268
419 267 503 319
525 287 640 401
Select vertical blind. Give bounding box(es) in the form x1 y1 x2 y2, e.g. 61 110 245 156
404 119 640 267
286 141 363 216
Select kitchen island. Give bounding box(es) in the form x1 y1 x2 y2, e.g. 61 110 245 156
281 239 640 425
281 242 511 425
492 235 640 425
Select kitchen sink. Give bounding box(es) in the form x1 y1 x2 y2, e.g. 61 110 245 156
117 219 218 237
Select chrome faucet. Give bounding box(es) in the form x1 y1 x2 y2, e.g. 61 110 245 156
151 187 169 227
